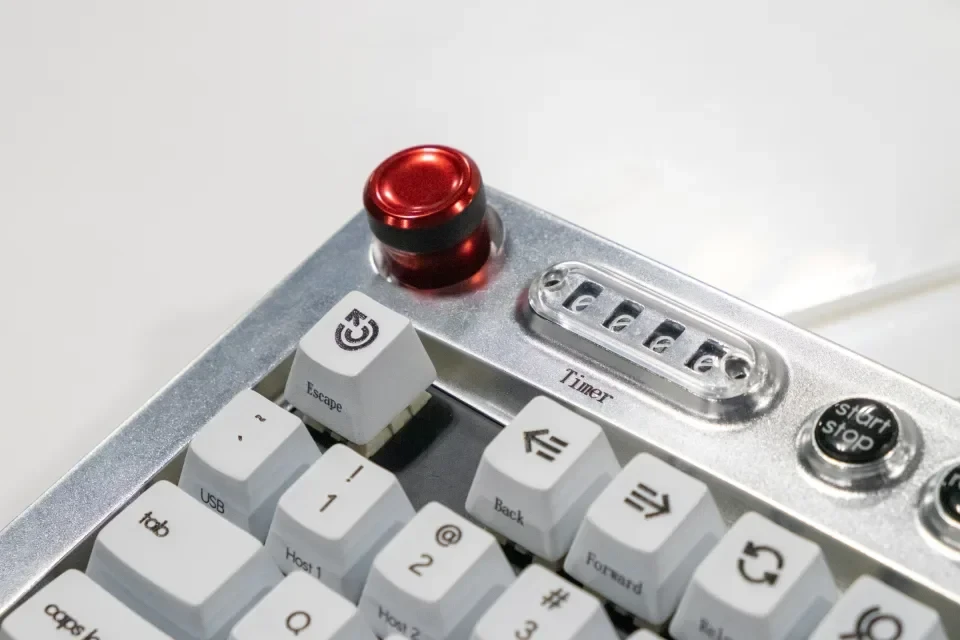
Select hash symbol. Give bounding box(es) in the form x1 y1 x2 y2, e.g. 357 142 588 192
540 588 569 610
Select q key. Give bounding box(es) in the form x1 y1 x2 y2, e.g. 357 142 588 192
229 573 376 640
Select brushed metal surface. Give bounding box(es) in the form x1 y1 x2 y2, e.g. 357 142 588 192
3 189 960 632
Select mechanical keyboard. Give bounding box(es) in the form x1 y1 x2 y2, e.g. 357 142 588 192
2 144 959 639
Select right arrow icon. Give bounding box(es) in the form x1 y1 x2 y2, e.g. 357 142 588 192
737 541 784 586
623 482 672 519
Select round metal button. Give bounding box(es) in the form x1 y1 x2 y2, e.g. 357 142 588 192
813 399 900 464
938 465 960 525
919 463 960 553
363 145 491 289
797 398 919 491
364 145 486 253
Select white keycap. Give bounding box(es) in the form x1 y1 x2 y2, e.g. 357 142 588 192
284 290 436 445
471 565 618 640
465 396 620 560
809 575 947 640
229 572 376 640
564 453 725 624
669 512 838 640
86 480 282 640
265 444 415 601
178 389 320 541
626 631 664 639
0 569 171 640
358 501 514 640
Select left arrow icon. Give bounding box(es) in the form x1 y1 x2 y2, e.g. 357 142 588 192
523 429 569 462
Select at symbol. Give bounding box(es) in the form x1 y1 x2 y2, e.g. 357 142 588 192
334 308 379 351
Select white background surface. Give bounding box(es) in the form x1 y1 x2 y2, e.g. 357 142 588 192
1 1 959 530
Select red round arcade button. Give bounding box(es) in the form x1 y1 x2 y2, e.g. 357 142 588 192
364 145 491 288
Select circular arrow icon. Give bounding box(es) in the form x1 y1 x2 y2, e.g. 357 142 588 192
334 308 379 351
737 541 784 586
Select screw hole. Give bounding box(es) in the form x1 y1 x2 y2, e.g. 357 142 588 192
542 270 566 290
723 355 751 380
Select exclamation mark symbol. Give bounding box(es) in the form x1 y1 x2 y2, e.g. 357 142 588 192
347 465 364 482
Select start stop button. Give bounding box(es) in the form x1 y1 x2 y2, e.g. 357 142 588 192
797 398 919 490
813 399 900 464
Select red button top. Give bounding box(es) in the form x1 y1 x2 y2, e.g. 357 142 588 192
364 145 487 254
365 145 481 229
363 145 492 289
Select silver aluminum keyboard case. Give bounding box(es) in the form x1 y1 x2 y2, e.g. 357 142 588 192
2 190 960 632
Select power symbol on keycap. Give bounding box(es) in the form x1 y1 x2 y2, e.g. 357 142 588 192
736 541 783 586
334 309 379 351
